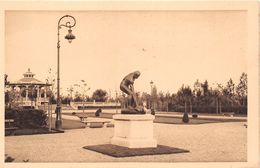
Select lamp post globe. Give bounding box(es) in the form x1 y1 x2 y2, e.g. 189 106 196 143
65 29 76 43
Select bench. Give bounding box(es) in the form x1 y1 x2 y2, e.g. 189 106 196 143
222 112 235 117
5 119 18 135
75 114 88 122
81 120 111 128
78 116 88 122
106 123 115 128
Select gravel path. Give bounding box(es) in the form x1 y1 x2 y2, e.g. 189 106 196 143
5 122 246 162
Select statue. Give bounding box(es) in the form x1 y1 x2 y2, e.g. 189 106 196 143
120 71 146 114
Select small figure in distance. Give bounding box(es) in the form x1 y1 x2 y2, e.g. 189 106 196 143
95 108 102 117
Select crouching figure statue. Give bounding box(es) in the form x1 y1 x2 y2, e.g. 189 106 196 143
120 71 146 114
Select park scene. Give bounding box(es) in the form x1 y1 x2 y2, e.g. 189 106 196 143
4 11 247 162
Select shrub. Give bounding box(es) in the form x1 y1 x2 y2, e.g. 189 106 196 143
5 108 18 119
169 105 247 114
192 114 198 118
151 109 155 115
5 108 47 129
182 113 189 123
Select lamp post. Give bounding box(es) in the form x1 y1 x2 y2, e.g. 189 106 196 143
55 15 76 130
150 80 154 110
80 80 90 116
67 86 74 105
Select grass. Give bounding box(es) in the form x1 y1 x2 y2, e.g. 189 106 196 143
66 112 237 125
5 127 61 136
83 144 189 157
154 116 219 124
50 118 86 130
5 118 86 136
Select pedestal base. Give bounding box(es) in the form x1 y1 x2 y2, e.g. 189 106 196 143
111 137 157 148
83 144 189 157
111 114 157 148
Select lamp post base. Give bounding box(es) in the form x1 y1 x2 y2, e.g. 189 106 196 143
55 106 63 131
55 120 63 130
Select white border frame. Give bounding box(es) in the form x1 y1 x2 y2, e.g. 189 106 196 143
0 1 259 168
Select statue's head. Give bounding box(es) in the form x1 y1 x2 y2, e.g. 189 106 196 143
133 71 141 79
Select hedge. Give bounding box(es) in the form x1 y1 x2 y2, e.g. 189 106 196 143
168 105 247 114
5 108 48 129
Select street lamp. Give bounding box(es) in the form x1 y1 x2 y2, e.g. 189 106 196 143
150 80 154 110
55 15 76 130
80 81 90 116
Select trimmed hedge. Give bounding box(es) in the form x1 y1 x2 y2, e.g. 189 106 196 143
192 114 198 118
168 105 247 114
5 108 47 129
151 109 155 115
182 113 189 123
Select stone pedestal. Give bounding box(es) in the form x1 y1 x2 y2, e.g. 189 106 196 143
111 114 157 148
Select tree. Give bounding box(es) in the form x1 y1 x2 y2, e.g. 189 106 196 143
5 74 9 86
165 92 171 112
5 88 20 108
46 68 56 105
67 86 74 101
216 83 227 113
92 89 108 102
177 85 192 113
201 80 209 96
74 91 83 102
236 73 247 106
221 78 236 108
177 85 192 123
158 91 164 111
225 78 235 97
151 85 158 110
61 95 71 104
193 79 202 97
211 87 221 114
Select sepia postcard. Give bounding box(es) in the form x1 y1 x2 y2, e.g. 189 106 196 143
0 1 259 168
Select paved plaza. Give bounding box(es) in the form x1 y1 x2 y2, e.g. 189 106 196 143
5 119 247 162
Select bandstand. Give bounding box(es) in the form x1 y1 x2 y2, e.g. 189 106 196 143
6 68 52 108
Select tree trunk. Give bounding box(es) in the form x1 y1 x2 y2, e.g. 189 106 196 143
185 101 187 113
216 98 218 114
31 98 33 108
189 99 192 114
219 101 222 114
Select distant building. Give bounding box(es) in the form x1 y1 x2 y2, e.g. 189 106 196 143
6 68 51 108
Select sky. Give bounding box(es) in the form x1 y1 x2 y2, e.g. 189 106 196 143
5 11 247 97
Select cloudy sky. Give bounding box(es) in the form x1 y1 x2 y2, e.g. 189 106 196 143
5 11 247 97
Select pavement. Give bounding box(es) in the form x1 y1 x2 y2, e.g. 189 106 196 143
5 120 247 162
